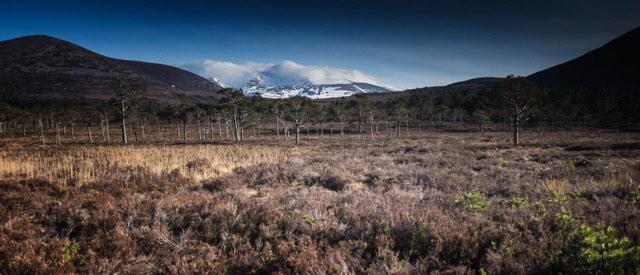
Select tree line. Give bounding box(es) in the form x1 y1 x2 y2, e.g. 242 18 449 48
1 76 638 146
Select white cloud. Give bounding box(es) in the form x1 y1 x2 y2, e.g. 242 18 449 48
181 60 385 88
180 60 270 87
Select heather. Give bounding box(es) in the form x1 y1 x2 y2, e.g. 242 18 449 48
1 130 639 274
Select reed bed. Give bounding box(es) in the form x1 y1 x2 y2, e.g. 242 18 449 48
0 144 292 185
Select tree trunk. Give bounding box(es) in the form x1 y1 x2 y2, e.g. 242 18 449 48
358 111 362 133
183 120 188 142
106 119 110 143
406 118 410 136
295 126 300 144
56 123 61 144
217 116 223 137
224 119 230 139
275 115 280 138
38 119 46 146
283 120 289 140
370 119 374 141
133 123 138 143
101 117 106 142
209 120 214 140
396 120 400 137
121 100 128 144
87 125 93 143
513 114 519 145
240 122 244 141
141 123 145 141
71 123 76 143
233 112 239 142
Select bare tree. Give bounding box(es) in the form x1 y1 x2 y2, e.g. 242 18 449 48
493 75 544 144
112 80 145 144
285 97 312 144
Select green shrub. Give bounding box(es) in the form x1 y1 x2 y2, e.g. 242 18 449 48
631 191 640 207
62 241 80 264
379 220 392 234
555 208 578 227
566 159 576 173
455 190 487 212
551 190 569 204
302 214 316 225
570 225 640 273
410 224 434 257
533 202 547 214
507 195 529 208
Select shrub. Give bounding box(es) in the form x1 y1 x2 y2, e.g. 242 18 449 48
569 225 640 273
507 195 529 208
408 223 436 259
62 241 80 264
302 214 316 225
455 190 488 212
566 159 576 173
631 191 640 207
201 179 230 192
320 176 348 192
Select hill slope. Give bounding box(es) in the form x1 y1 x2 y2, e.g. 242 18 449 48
528 27 640 90
446 77 503 89
0 35 224 104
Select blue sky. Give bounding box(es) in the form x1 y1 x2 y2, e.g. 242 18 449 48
1 0 639 89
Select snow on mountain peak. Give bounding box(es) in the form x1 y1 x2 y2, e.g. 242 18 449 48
181 59 392 98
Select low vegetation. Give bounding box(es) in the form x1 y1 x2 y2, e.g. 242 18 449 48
1 130 639 273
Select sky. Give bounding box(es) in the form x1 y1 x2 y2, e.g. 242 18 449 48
1 0 639 89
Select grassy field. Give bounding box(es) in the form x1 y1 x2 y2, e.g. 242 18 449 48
1 128 639 273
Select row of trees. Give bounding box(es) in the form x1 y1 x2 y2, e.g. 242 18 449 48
2 76 638 145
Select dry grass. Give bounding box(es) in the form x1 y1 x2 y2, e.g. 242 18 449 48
0 144 293 185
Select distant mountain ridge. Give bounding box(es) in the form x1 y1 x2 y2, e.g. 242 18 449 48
0 35 224 104
192 60 393 99
405 27 640 93
241 75 390 99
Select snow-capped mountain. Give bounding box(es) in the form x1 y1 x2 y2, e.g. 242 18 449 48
182 60 392 99
242 75 390 99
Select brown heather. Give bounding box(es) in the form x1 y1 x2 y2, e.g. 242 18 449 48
1 129 639 274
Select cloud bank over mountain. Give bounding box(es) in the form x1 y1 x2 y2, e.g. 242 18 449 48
181 60 385 88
